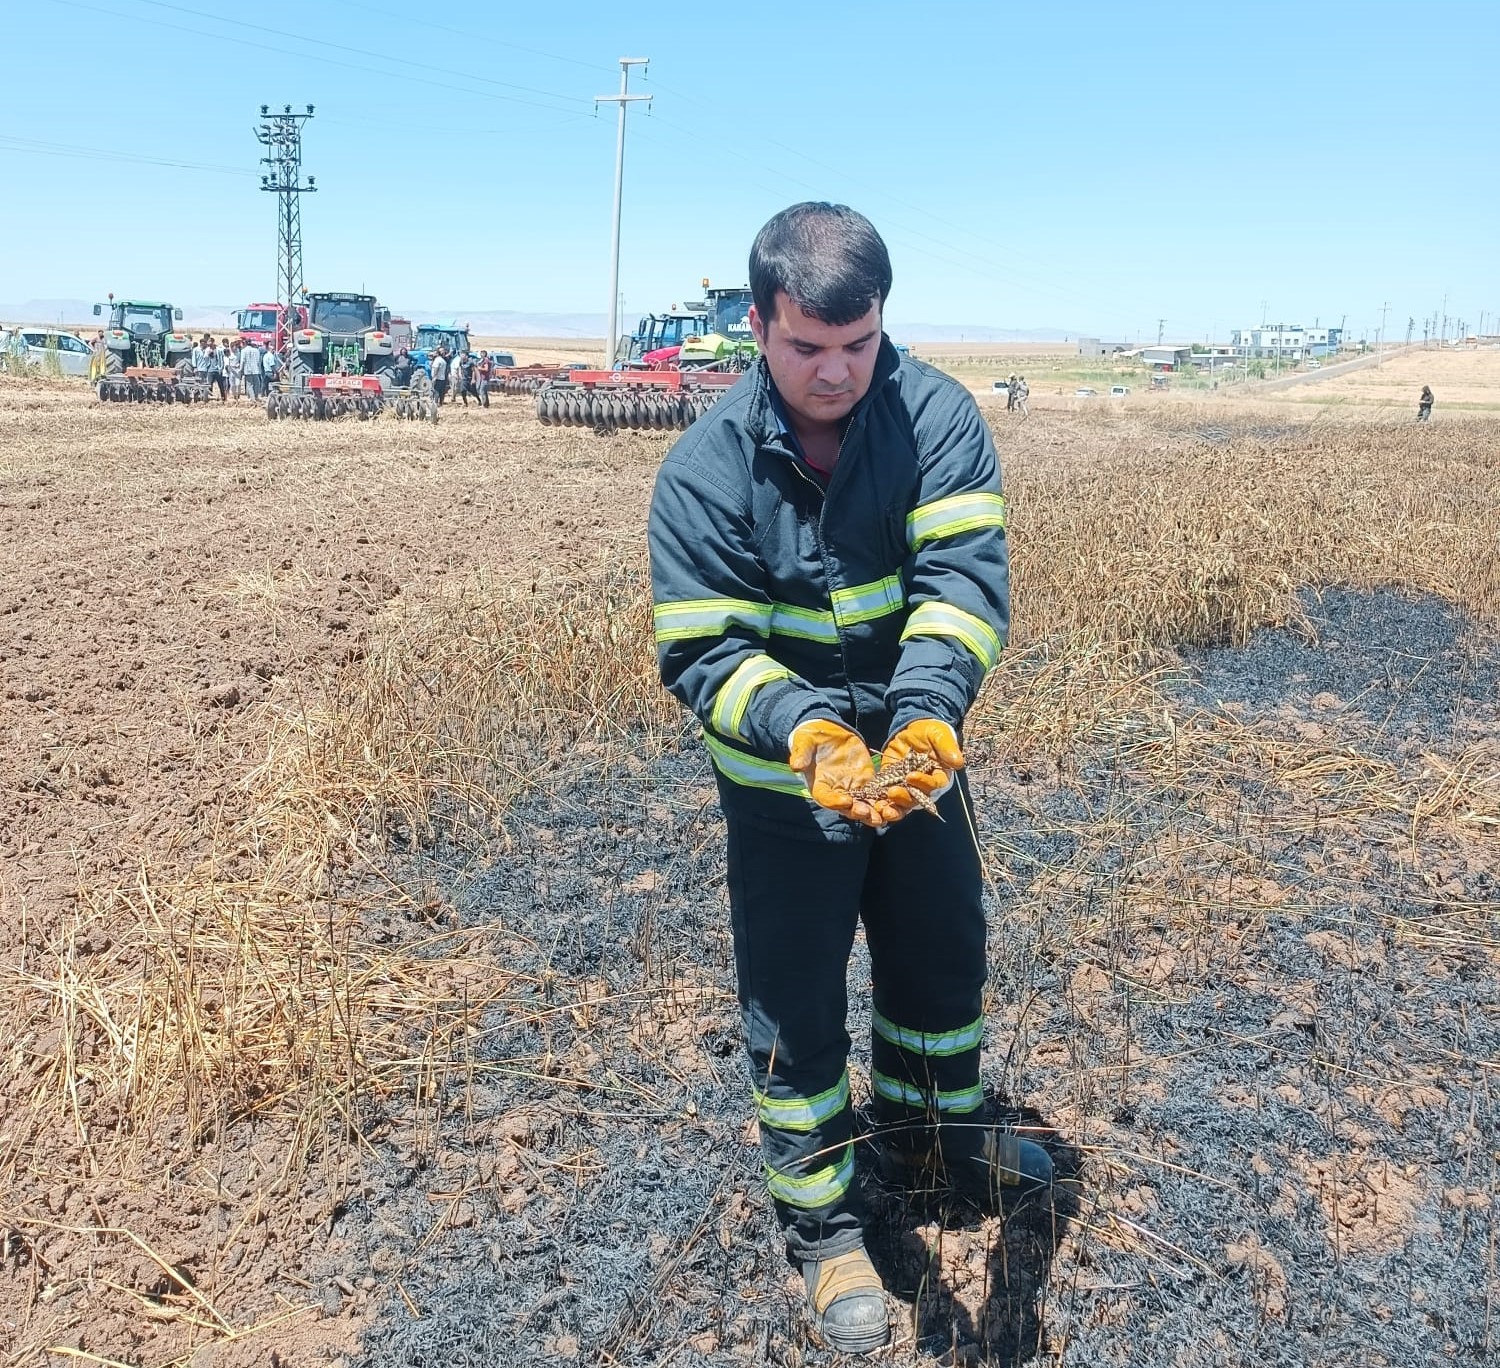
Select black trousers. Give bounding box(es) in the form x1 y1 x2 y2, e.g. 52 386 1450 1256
723 774 987 1264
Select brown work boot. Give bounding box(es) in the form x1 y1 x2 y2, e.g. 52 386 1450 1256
803 1246 889 1355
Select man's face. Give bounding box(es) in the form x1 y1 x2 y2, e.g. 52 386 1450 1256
750 291 882 429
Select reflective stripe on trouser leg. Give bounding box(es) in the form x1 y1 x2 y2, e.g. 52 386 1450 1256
725 804 872 1263
870 1010 984 1144
859 776 988 1146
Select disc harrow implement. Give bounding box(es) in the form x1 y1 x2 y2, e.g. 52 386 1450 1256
97 365 212 404
266 372 437 423
535 370 737 434
493 364 564 396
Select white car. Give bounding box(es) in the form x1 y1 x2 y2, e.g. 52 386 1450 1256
1074 387 1098 398
0 327 94 376
1109 385 1130 397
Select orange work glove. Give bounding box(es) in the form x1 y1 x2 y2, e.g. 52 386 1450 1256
788 719 898 828
879 719 965 815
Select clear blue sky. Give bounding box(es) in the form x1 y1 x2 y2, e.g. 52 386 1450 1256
2 0 1495 341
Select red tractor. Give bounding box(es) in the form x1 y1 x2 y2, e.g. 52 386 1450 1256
236 302 308 353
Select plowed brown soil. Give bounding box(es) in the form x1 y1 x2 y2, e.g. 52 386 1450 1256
0 380 659 1364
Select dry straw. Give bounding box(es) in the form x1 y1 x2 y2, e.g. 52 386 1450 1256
6 405 1498 1356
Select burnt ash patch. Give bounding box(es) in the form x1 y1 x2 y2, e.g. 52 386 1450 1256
337 589 1497 1366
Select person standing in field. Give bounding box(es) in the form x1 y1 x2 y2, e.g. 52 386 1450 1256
263 344 281 390
430 347 450 405
225 339 242 401
456 349 476 407
648 202 1053 1356
476 349 493 407
202 340 225 401
1006 372 1018 411
239 336 263 400
1418 384 1434 421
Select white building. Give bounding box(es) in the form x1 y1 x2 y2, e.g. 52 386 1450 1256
1229 325 1343 359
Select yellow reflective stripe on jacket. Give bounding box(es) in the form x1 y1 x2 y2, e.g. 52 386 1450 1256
703 732 808 796
653 597 772 643
660 584 903 648
753 1073 850 1134
830 574 904 628
872 1071 984 1114
872 1009 984 1057
907 492 1007 550
709 654 791 740
900 601 1002 670
768 602 840 643
765 1143 855 1209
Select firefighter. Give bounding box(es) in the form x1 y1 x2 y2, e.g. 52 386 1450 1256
648 202 1052 1357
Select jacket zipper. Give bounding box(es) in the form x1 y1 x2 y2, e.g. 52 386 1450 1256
774 414 866 735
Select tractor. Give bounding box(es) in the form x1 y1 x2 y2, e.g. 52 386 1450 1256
678 283 756 370
91 295 204 402
410 322 471 380
616 306 710 369
235 301 308 354
267 291 433 421
535 280 759 433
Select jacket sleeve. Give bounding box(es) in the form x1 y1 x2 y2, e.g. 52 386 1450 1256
649 453 840 759
884 385 1009 740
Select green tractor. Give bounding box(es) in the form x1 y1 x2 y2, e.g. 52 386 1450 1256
91 295 201 401
678 282 757 370
270 291 433 421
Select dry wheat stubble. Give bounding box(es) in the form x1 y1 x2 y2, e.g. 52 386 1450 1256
1 381 1497 1364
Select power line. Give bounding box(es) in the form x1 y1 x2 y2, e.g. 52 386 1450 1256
127 0 590 109
0 133 254 177
327 0 616 77
45 0 592 116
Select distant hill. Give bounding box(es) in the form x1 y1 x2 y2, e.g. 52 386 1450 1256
0 298 1078 344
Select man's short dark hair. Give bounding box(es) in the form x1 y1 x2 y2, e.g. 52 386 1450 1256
749 202 892 327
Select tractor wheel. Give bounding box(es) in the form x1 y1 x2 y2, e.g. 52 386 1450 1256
105 351 125 377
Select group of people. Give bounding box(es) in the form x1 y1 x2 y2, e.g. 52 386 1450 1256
187 335 282 402
418 344 498 407
1005 371 1030 413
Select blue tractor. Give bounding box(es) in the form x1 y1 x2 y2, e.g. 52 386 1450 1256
410 321 471 379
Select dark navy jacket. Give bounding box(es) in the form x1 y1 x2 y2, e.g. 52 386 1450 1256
648 339 1008 834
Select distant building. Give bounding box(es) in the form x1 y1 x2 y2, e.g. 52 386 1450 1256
1077 337 1126 357
1230 325 1343 359
1141 345 1192 371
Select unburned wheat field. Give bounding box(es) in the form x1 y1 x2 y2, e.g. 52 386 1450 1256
0 371 1496 1367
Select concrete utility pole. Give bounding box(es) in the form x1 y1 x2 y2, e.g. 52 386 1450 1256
1157 318 1165 345
596 58 652 370
256 105 315 371
1377 300 1389 366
